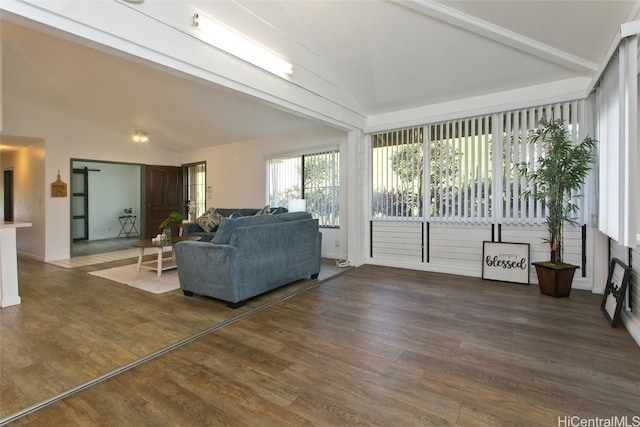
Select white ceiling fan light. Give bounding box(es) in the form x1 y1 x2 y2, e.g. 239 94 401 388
132 130 148 143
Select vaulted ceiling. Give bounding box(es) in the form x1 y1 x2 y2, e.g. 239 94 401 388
2 1 639 152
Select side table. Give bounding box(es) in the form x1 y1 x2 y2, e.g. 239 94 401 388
118 215 139 238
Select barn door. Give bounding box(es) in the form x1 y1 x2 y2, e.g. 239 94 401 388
71 167 90 241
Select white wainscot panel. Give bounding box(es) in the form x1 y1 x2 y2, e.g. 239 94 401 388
501 224 583 285
428 223 492 266
371 221 423 262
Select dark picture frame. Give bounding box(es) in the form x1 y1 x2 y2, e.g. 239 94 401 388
482 241 530 285
601 258 631 328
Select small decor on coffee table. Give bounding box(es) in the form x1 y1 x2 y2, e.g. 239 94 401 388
159 211 182 242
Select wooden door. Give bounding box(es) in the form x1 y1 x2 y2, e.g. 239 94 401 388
144 165 183 238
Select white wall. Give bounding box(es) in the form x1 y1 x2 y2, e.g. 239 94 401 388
3 96 179 261
180 126 350 259
72 161 142 241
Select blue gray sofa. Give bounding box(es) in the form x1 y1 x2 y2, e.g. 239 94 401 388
174 211 321 308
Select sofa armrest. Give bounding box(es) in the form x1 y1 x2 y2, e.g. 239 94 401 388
174 241 239 301
182 222 204 236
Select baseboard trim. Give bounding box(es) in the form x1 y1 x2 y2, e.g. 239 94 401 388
17 251 44 262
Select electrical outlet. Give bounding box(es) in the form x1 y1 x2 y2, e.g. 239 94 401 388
335 240 340 247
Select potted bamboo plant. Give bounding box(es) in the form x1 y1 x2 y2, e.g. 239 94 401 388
517 117 596 297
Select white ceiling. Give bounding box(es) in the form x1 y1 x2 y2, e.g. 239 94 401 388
2 0 639 152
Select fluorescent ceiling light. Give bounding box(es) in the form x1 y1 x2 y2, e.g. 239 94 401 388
191 13 293 78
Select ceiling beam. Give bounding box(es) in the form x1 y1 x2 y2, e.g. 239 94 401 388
393 0 598 75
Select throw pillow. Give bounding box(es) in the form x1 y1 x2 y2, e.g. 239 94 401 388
255 204 270 216
210 208 223 224
270 206 287 215
196 210 220 232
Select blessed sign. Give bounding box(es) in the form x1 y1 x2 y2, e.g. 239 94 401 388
482 241 530 284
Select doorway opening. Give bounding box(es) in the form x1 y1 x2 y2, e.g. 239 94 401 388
70 159 143 257
4 167 14 221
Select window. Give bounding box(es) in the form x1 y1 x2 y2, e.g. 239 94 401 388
266 148 340 227
371 122 492 222
499 104 583 224
371 100 587 225
183 161 206 221
371 127 424 220
428 117 492 222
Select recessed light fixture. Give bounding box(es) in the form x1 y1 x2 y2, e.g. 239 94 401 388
191 12 293 78
132 130 148 143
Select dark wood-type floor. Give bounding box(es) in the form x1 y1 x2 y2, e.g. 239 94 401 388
4 260 640 425
0 246 345 423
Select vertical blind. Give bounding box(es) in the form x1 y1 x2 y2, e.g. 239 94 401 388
267 154 301 208
594 35 638 247
498 101 585 225
429 116 492 222
183 162 206 218
371 100 590 226
596 51 621 242
266 147 340 227
371 127 423 221
303 150 340 227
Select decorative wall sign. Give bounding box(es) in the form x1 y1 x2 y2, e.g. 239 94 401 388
51 171 67 198
482 241 530 284
601 258 631 328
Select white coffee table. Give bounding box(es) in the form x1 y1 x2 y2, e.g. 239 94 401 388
132 236 200 277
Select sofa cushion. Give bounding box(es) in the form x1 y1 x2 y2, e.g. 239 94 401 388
215 208 259 218
276 211 313 222
213 214 279 244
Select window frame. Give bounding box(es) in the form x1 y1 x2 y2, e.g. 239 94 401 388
370 100 588 226
182 161 206 221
